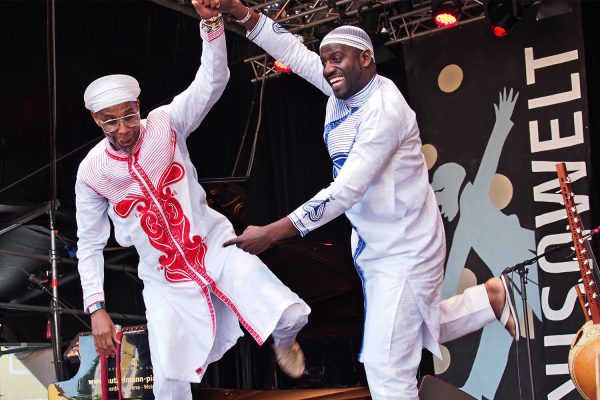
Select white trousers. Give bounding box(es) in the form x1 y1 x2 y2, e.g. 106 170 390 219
150 302 308 399
364 284 496 400
271 303 310 350
151 340 193 400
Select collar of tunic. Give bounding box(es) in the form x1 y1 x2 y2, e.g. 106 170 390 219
325 75 381 124
343 74 381 109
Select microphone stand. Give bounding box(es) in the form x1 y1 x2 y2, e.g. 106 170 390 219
502 231 598 400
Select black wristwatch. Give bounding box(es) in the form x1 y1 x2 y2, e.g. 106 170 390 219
87 301 105 315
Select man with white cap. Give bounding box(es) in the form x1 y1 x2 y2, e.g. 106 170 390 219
75 2 310 398
204 1 521 398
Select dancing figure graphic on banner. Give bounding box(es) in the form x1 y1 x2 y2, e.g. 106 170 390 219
431 89 541 399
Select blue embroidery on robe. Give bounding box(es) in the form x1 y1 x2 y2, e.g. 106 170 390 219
272 22 291 35
323 106 359 145
331 153 347 178
352 225 367 359
324 106 359 178
290 216 308 237
302 195 334 222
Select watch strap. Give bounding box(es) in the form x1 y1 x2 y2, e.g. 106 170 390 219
87 301 106 315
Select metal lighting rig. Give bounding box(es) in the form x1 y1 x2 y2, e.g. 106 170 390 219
150 0 486 81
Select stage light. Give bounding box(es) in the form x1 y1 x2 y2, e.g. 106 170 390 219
273 60 292 73
484 0 522 37
432 0 461 28
493 25 507 37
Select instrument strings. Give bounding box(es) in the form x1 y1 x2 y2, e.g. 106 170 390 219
583 228 600 301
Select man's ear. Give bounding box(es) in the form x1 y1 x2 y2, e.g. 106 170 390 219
360 50 374 68
91 112 102 127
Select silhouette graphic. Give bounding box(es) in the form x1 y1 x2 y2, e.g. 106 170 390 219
431 89 540 399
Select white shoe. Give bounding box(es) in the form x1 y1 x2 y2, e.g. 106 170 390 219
273 341 305 379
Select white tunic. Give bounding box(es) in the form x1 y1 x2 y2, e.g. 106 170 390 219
75 24 306 382
248 15 446 362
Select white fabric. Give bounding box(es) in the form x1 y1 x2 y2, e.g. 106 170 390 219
151 377 191 400
320 25 375 61
75 25 310 383
249 14 445 363
358 260 496 397
83 74 140 112
439 283 496 344
271 303 309 350
364 284 423 400
149 332 192 400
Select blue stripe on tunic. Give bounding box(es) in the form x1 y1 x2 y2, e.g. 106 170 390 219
352 226 368 360
324 106 359 178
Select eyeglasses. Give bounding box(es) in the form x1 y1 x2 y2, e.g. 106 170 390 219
99 112 141 134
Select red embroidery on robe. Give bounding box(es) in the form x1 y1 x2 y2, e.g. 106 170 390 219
109 128 264 345
114 161 207 284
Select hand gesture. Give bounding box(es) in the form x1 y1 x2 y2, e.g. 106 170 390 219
198 0 244 15
91 309 120 357
192 0 221 18
494 87 519 123
223 225 274 254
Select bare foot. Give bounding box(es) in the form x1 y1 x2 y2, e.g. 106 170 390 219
485 277 516 337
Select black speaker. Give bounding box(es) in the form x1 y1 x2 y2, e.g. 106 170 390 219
418 375 476 400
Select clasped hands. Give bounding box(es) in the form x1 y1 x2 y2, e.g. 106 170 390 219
192 0 244 18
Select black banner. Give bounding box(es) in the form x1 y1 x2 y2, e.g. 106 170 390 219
403 2 590 398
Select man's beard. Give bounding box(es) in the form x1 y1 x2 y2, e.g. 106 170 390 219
104 133 136 155
105 135 131 155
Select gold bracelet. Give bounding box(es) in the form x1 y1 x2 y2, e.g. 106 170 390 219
201 13 224 32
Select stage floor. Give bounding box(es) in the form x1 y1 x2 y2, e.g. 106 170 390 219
192 387 371 399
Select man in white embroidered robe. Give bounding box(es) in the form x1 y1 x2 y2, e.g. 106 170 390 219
75 3 309 399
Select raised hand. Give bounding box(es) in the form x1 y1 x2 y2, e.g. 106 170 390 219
201 0 246 17
191 0 221 18
493 87 519 123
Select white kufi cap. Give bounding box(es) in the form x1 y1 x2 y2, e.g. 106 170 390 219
83 74 140 112
320 25 375 61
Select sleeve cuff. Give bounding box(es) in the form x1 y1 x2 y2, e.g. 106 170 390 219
288 212 310 237
200 21 225 42
247 13 268 41
83 292 105 312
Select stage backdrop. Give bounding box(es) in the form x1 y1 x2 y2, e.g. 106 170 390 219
403 2 590 399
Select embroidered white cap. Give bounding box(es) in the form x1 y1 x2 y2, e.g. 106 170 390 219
83 74 141 112
320 25 375 61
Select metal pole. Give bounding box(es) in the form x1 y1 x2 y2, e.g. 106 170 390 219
518 267 536 400
502 239 581 399
49 216 65 380
46 0 65 381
